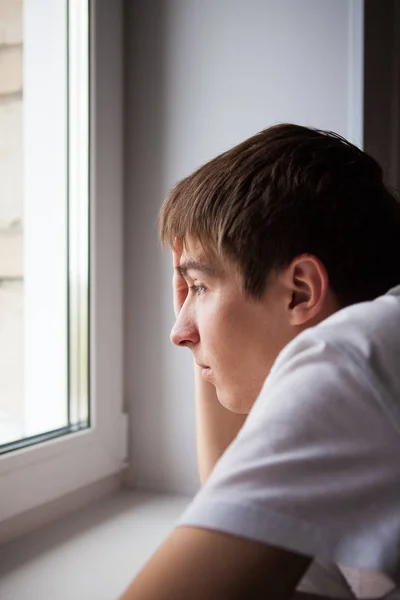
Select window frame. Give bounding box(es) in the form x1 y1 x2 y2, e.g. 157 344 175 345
347 0 364 148
0 0 127 531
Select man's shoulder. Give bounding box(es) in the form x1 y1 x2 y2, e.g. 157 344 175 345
270 284 400 393
301 284 400 352
315 284 400 357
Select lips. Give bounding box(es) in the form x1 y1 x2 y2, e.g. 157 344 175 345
194 360 212 382
195 361 210 369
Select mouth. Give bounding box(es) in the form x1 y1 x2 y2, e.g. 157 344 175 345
195 362 212 379
196 361 209 370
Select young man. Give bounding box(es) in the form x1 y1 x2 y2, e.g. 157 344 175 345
120 124 400 599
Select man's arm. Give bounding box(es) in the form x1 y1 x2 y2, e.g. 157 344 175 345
119 525 310 600
195 362 247 485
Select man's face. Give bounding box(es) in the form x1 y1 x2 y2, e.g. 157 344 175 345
170 237 298 414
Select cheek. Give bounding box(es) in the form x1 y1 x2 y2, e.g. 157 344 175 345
196 297 233 350
216 303 274 372
203 301 250 360
197 295 269 369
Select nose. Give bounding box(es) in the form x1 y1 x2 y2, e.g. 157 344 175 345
170 307 200 347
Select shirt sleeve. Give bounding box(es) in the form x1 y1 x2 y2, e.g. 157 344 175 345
176 331 400 583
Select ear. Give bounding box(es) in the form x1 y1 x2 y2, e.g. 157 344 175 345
285 254 330 326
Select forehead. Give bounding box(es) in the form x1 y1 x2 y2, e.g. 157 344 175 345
180 236 238 281
181 237 213 261
180 246 220 277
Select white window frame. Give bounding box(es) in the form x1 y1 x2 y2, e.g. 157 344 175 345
0 0 127 530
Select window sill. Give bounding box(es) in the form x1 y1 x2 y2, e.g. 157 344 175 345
0 489 191 600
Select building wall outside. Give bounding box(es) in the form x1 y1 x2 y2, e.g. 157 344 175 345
0 0 24 443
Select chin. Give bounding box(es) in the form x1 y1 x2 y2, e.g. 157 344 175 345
216 388 249 415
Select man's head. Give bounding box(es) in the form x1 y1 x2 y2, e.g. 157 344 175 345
159 124 400 413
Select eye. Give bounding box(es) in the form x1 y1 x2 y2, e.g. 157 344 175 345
189 285 206 295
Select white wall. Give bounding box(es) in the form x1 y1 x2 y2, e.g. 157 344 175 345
124 0 363 495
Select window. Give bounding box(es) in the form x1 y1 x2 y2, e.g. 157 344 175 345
0 0 126 536
0 0 90 453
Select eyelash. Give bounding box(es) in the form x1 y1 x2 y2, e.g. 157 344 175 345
189 285 206 295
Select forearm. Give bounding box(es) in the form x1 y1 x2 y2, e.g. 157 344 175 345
195 362 247 485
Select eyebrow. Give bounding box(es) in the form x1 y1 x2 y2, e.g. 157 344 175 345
177 260 218 279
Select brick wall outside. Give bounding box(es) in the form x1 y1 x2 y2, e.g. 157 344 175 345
0 0 24 443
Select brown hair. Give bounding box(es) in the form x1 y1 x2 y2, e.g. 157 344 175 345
159 123 400 307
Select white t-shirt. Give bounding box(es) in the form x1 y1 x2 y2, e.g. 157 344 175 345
177 284 400 599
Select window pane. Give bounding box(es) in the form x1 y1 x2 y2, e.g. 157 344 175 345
0 0 90 452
